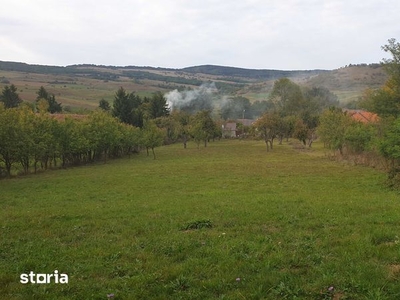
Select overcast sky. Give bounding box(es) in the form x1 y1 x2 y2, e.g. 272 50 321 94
1 0 399 70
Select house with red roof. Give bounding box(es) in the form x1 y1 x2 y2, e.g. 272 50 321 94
344 109 379 123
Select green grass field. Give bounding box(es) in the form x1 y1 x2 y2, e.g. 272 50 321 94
1 140 399 299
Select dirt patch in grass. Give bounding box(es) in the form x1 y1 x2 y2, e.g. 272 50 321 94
388 264 400 278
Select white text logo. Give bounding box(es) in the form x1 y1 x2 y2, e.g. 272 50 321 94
20 270 68 284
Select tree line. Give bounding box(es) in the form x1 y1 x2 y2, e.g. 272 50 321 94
0 84 225 177
315 39 400 188
253 78 339 150
248 39 400 187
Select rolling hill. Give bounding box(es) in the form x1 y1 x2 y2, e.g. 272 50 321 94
0 61 387 110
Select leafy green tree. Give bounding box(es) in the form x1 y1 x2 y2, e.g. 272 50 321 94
117 123 142 156
56 118 89 167
16 106 35 174
344 122 374 154
293 119 309 146
31 112 58 172
360 39 400 117
381 38 400 90
377 117 400 187
170 110 191 148
0 84 22 108
0 105 22 175
190 110 217 148
379 119 400 160
317 108 353 155
142 121 164 159
86 110 121 163
253 112 281 151
269 78 305 116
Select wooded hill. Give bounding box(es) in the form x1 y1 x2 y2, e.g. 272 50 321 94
0 60 387 111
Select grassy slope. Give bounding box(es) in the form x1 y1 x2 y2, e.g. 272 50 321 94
1 140 399 299
0 69 165 110
241 65 388 104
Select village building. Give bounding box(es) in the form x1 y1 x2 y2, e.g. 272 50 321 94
344 109 379 123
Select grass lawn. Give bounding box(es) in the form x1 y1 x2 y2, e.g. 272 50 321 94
1 140 399 299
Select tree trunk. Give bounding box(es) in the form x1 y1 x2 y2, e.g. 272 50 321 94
152 147 156 160
5 158 12 177
265 139 270 151
183 134 187 149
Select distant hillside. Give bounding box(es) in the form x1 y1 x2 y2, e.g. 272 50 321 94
182 65 328 80
0 60 387 109
236 64 387 104
305 64 386 90
0 61 327 82
303 64 387 104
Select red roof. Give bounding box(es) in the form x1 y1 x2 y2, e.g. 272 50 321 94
344 109 379 123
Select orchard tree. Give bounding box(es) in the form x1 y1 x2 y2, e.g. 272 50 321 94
56 118 89 167
31 112 58 172
142 121 164 159
0 105 21 175
171 110 191 148
190 110 217 148
16 106 35 174
317 108 353 155
253 112 281 151
86 110 121 163
0 84 22 108
118 123 142 156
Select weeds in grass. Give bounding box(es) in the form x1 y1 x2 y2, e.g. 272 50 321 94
181 219 213 230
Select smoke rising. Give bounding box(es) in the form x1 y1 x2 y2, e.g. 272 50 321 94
164 82 268 119
165 82 218 113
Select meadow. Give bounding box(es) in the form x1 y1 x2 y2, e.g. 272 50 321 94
1 140 399 299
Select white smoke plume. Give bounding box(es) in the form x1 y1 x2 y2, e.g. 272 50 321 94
165 82 218 112
164 82 257 119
